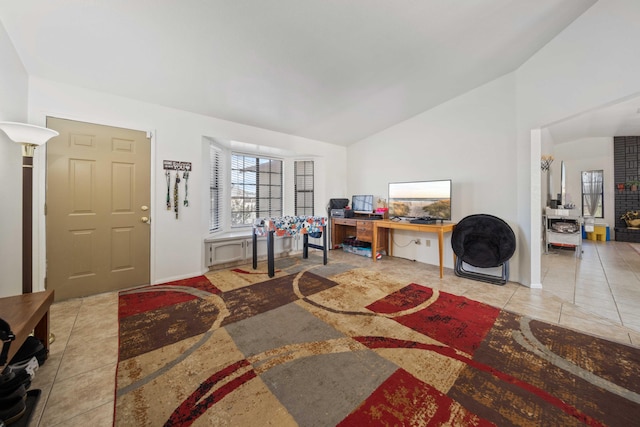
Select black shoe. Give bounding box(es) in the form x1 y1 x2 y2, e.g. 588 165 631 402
0 385 25 406
0 395 25 425
0 371 30 396
7 337 46 368
3 357 39 381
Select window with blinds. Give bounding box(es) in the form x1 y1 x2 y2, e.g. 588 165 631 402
209 144 222 232
294 160 314 215
231 154 282 226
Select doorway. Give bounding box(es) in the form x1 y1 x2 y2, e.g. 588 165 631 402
45 118 151 300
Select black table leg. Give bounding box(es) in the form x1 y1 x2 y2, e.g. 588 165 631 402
303 234 309 259
252 232 258 270
323 228 327 265
267 230 275 277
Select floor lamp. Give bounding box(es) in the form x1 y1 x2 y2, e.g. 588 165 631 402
0 122 59 294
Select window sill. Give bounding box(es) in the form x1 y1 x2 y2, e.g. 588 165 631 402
205 230 253 243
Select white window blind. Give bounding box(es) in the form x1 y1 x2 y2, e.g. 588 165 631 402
294 160 314 215
231 154 282 226
209 144 222 232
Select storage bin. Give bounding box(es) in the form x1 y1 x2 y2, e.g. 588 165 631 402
586 224 609 241
342 244 372 258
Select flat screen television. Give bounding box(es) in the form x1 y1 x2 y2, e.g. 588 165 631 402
351 194 374 213
388 180 451 220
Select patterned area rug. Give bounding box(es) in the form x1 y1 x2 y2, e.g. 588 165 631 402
115 258 640 426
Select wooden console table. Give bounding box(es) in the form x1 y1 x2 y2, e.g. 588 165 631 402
372 220 456 278
0 290 54 367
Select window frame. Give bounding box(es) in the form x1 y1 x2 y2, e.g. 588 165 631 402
230 153 283 227
581 169 604 218
209 144 222 232
208 143 318 233
294 160 314 216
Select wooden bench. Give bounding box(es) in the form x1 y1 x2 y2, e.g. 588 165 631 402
0 290 54 367
252 216 328 277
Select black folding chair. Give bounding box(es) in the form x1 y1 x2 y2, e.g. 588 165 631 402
451 214 516 285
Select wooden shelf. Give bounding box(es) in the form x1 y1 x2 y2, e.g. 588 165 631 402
0 290 54 368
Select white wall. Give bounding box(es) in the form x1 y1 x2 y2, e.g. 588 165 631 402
347 74 518 276
6 0 640 293
0 21 28 297
551 138 614 233
517 0 640 286
349 0 640 287
27 77 347 290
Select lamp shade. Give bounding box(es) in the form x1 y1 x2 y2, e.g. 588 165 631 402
0 121 59 145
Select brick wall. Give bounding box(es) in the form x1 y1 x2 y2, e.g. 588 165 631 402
614 136 640 242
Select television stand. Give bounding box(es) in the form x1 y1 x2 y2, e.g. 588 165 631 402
372 220 456 278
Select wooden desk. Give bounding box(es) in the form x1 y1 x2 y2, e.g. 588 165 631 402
331 216 388 253
372 220 456 278
0 290 54 367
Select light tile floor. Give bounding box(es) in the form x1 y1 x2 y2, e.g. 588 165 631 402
24 240 640 426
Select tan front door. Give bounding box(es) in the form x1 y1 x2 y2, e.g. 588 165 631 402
46 118 151 301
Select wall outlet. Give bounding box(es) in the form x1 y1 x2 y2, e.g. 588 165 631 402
414 238 421 245
425 239 431 247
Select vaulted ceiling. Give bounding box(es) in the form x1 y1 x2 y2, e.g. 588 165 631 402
0 0 611 146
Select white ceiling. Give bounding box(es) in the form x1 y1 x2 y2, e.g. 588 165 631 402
0 0 612 146
544 94 640 145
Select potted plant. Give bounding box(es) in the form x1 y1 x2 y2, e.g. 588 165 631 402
627 180 640 191
621 211 640 228
617 183 626 191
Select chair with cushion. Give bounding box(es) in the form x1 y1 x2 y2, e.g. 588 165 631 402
451 214 516 285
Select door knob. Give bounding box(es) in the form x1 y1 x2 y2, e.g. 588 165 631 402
141 205 149 211
141 216 150 224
